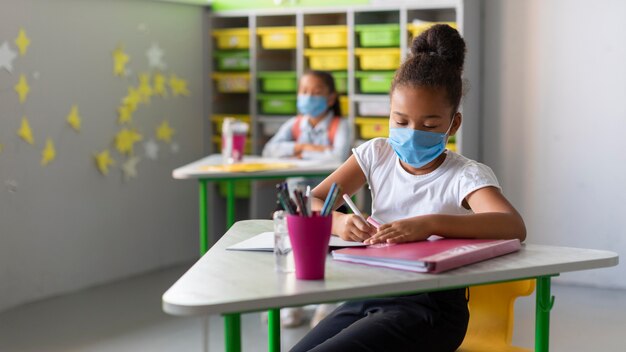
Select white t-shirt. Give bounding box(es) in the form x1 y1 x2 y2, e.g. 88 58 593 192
352 138 501 223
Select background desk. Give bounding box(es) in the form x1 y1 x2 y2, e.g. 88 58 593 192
162 220 618 352
173 155 341 255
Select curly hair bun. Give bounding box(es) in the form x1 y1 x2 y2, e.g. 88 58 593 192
411 24 466 72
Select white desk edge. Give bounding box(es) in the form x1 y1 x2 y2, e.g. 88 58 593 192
162 220 619 316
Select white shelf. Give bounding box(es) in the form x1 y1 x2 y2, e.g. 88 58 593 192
352 94 390 102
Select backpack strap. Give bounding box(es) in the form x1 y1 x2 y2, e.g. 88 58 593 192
290 115 305 142
291 115 342 146
327 116 341 145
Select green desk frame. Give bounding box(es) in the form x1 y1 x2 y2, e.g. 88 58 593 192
219 276 556 352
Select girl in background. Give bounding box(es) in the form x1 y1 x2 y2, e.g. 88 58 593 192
262 70 350 162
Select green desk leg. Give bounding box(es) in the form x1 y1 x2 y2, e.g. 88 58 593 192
226 179 236 229
224 313 241 352
199 180 208 256
535 276 555 352
268 309 281 352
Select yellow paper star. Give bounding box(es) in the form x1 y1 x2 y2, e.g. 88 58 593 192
138 73 153 104
66 105 81 132
112 45 130 77
153 72 168 97
115 128 143 155
41 138 56 166
95 149 115 175
169 74 190 97
117 104 133 124
123 86 141 111
17 117 34 144
15 28 31 56
156 120 174 143
14 74 30 103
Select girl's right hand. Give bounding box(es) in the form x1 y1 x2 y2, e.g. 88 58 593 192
334 213 376 242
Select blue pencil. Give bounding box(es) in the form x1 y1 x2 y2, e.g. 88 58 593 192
323 185 341 216
321 183 337 216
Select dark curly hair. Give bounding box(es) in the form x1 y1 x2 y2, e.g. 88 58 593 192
391 24 466 114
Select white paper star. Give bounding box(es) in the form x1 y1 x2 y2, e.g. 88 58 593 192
137 23 149 33
171 142 180 154
122 156 141 181
144 139 159 160
146 43 167 70
5 179 18 193
0 41 18 73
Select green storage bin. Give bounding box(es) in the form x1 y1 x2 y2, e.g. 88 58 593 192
355 71 395 93
218 180 251 199
258 94 297 115
213 50 250 71
258 71 297 92
331 71 348 94
355 24 401 47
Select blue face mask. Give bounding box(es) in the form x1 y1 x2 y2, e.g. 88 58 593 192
297 94 328 117
388 120 454 168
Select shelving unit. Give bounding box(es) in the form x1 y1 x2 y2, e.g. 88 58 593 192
207 1 481 159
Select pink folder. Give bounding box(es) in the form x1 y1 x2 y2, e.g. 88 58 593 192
332 238 522 273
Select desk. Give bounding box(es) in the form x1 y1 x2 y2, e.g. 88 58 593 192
173 155 341 255
162 220 618 352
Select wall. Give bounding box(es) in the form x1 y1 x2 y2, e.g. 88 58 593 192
483 0 626 288
0 0 205 312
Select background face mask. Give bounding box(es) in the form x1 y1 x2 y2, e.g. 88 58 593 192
297 95 328 117
388 120 454 168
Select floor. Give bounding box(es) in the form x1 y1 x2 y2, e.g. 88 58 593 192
1 263 625 351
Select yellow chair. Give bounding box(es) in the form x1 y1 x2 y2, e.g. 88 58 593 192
458 280 535 352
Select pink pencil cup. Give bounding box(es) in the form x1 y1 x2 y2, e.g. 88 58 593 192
286 214 333 280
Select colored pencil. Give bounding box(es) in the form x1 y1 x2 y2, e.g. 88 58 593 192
320 183 337 216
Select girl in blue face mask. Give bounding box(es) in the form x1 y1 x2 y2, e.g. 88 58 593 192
292 25 527 352
262 71 350 162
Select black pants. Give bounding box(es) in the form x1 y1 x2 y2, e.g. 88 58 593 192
290 288 469 352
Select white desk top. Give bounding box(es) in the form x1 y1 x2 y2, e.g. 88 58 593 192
172 154 342 180
162 220 618 316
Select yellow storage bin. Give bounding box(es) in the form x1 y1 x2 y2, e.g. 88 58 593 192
212 28 250 49
304 49 348 70
212 72 250 93
355 48 401 70
355 117 389 139
211 114 251 135
304 25 348 48
408 21 458 38
212 135 252 154
257 27 297 49
339 95 349 117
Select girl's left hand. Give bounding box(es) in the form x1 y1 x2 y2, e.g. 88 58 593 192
364 216 433 244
